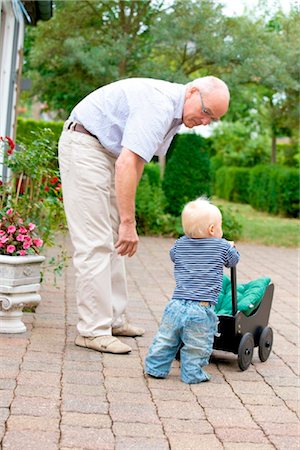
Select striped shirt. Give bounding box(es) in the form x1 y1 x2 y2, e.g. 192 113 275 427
69 78 185 162
170 236 240 304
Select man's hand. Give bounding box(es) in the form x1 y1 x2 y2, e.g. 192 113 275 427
115 222 139 257
114 148 145 257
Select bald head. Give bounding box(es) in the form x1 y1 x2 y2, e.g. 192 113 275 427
183 76 230 127
191 76 230 118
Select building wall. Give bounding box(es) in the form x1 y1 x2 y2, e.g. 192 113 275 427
0 0 25 180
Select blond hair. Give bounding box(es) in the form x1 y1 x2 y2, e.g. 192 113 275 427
182 197 222 238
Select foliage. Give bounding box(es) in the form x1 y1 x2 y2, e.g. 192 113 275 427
16 117 63 151
211 120 271 167
213 198 299 248
214 167 250 204
0 207 43 256
163 133 211 216
136 163 177 236
2 128 66 246
248 165 299 217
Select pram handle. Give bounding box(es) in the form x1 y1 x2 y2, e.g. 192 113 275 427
230 266 238 316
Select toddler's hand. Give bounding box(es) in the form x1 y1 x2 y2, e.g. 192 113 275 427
228 241 235 247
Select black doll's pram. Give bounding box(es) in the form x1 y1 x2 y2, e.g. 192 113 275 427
213 266 274 371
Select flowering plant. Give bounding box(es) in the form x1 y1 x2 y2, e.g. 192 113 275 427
0 136 15 156
0 208 43 256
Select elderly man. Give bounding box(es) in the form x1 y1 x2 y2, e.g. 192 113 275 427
58 76 230 354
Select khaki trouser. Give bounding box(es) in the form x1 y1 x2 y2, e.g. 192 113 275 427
58 123 128 337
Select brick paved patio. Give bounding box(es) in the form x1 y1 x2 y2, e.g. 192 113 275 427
0 236 299 449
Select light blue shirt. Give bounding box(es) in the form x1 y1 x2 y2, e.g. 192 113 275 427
69 78 186 162
170 236 240 304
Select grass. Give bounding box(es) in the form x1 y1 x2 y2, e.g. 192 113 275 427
213 198 299 248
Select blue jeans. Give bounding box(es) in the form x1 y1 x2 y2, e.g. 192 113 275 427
145 299 218 384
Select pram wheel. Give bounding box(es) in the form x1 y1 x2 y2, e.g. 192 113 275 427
238 333 254 371
258 326 273 362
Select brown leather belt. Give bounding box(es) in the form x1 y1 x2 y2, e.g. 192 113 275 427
68 122 97 139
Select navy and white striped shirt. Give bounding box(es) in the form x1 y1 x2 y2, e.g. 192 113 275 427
170 236 240 304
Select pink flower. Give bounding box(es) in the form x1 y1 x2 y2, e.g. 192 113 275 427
6 208 13 215
28 223 35 231
18 226 27 234
19 250 27 256
0 236 8 244
7 245 16 253
24 235 32 243
33 239 43 248
7 225 16 234
0 230 5 236
23 242 32 249
16 234 25 242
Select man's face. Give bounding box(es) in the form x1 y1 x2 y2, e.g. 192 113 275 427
182 86 229 128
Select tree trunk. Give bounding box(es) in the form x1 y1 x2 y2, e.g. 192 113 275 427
271 134 277 164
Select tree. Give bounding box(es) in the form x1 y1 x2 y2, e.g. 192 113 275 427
24 0 169 114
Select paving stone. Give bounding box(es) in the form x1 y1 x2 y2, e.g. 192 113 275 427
0 390 14 407
167 432 223 450
161 418 213 434
0 408 9 421
156 400 205 420
107 391 153 404
6 415 59 431
109 402 160 424
0 380 16 390
205 407 259 428
61 412 111 428
62 395 109 414
215 427 269 443
62 383 106 397
239 393 284 406
17 370 61 387
10 396 60 418
260 422 300 437
115 436 169 450
62 369 104 385
223 444 274 450
247 405 299 423
14 384 61 399
105 377 149 393
2 430 59 450
113 421 164 437
60 426 114 449
196 395 244 409
150 388 195 402
270 434 300 449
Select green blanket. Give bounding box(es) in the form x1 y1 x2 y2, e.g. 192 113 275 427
215 275 271 316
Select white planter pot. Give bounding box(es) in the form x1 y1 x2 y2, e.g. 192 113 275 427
0 255 45 333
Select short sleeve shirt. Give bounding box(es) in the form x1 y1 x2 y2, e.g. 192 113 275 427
69 78 185 162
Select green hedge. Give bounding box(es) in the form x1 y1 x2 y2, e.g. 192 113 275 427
248 165 299 217
16 117 63 146
215 167 250 203
163 133 211 216
215 164 299 218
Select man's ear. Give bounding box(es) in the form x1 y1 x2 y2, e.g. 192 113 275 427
186 86 198 98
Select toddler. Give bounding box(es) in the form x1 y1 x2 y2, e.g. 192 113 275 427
145 197 240 384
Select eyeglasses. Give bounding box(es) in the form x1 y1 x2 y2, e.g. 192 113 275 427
199 91 219 122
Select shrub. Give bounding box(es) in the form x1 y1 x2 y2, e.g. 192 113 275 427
248 165 299 217
214 167 250 203
136 163 177 236
16 117 63 147
163 133 211 216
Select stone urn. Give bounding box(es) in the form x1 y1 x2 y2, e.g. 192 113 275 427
0 254 45 333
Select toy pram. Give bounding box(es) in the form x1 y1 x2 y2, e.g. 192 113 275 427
213 266 274 371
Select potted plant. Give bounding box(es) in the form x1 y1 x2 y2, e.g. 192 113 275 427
0 207 45 333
